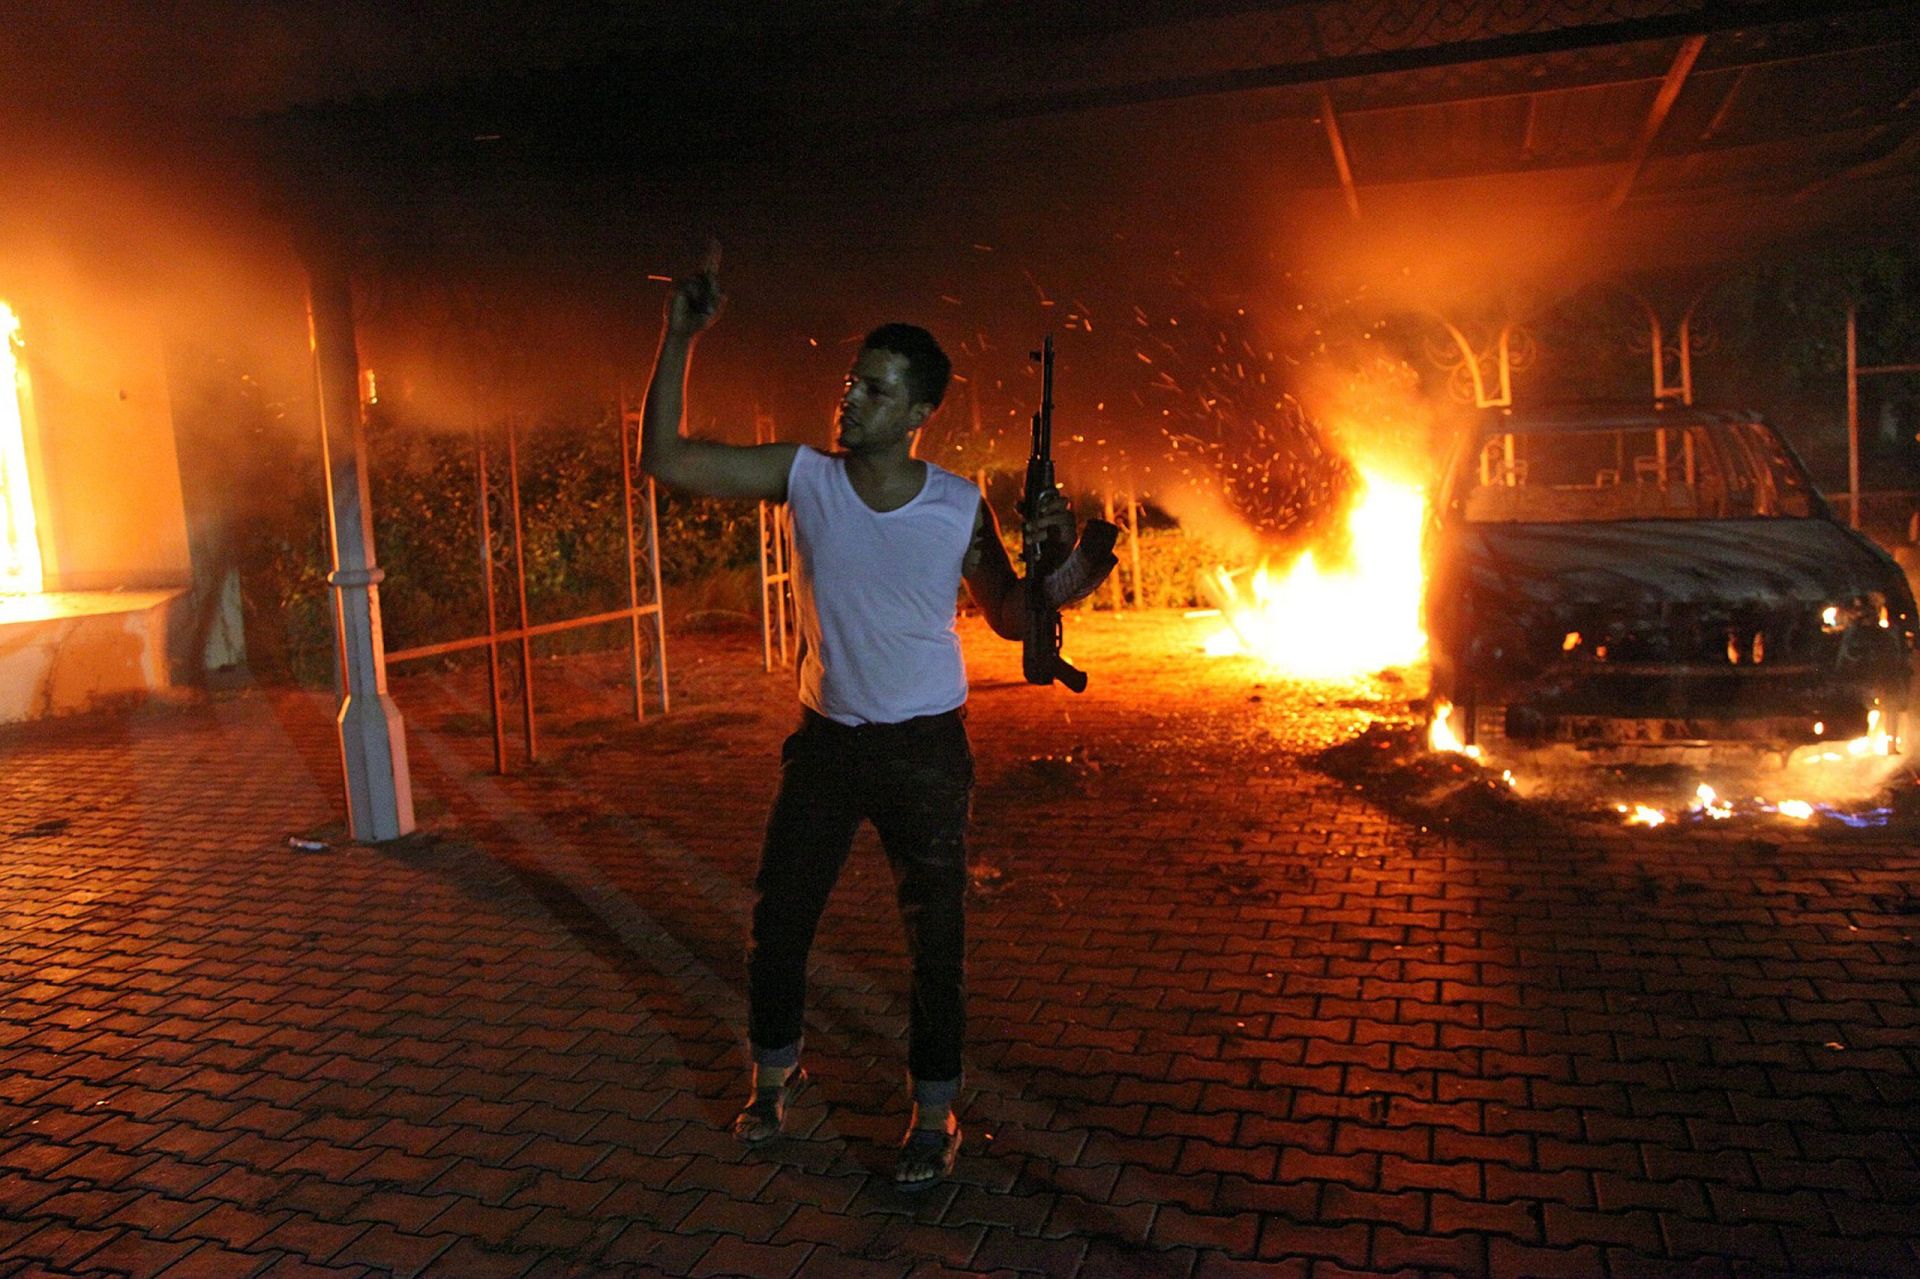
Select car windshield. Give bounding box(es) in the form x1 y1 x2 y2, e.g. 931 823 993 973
1458 421 1819 523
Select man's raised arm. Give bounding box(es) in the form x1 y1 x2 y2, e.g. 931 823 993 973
640 267 796 501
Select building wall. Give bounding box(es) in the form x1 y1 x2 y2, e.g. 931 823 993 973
21 293 192 592
0 590 185 724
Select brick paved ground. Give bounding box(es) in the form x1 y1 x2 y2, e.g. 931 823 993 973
1 612 1916 1278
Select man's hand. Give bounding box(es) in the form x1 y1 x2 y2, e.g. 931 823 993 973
664 239 725 339
1021 485 1076 550
666 269 724 338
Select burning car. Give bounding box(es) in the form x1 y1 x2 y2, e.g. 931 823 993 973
1425 407 1919 763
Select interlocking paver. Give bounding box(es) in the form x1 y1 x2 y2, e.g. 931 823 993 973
2 614 1917 1277
151 1240 273 1278
1257 1217 1372 1269
421 1238 538 1278
249 1253 377 1279
688 1237 813 1278
7 1222 125 1270
1484 1238 1607 1278
1146 1205 1259 1254
793 1253 911 1279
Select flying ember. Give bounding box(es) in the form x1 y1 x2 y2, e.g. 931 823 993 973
1203 465 1427 680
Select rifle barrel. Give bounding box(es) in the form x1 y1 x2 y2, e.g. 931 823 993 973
1038 336 1054 455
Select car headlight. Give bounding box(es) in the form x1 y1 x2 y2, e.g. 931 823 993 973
1820 593 1889 634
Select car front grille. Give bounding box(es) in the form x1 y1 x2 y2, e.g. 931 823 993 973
1549 601 1829 670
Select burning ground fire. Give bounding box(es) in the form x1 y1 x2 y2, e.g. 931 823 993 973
1199 461 1427 679
1428 698 1909 829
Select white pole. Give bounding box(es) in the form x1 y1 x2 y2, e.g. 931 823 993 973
304 241 414 841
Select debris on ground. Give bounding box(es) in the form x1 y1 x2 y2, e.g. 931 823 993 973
1310 722 1568 837
1008 744 1103 798
967 862 1008 899
1314 722 1920 838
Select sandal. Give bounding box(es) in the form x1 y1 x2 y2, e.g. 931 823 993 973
731 1067 807 1146
894 1114 961 1191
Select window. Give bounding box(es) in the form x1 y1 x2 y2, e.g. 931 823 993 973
1 300 43 594
1460 421 1815 524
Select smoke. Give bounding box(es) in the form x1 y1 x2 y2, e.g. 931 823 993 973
1 3 658 129
0 7 1508 493
0 51 317 452
0 4 714 452
1152 480 1267 567
0 5 1829 526
1290 319 1453 487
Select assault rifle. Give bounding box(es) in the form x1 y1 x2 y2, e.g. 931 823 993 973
1022 336 1118 691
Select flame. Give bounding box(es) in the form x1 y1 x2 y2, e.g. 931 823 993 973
1589 710 1901 827
0 300 44 595
1203 466 1427 678
1696 783 1733 821
1427 698 1482 759
1424 661 1902 829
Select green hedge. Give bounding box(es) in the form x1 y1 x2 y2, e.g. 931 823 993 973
244 413 1232 685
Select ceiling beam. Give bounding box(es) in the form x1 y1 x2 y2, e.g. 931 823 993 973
1318 89 1362 220
1602 34 1707 212
1699 64 1754 140
1281 111 1909 196
1322 36 1913 123
1792 119 1920 202
983 0 1909 121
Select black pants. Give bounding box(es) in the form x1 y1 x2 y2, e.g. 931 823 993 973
746 707 973 1099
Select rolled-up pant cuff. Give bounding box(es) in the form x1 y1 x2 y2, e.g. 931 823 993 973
912 1075 961 1109
752 1039 802 1070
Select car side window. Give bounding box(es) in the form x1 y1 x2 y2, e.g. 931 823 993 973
1456 419 1820 524
1737 423 1815 517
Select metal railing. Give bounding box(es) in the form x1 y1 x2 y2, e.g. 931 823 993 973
756 410 796 672
384 405 670 772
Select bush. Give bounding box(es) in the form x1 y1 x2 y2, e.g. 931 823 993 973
361 411 757 658
1112 526 1235 610
246 411 1244 684
242 407 763 683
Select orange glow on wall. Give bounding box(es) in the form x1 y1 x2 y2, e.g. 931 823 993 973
0 300 44 595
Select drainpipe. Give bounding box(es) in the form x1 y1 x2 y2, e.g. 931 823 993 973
303 237 415 841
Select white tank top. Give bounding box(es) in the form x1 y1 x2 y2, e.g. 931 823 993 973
784 445 979 725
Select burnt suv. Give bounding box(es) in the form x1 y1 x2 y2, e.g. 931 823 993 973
1425 406 1919 761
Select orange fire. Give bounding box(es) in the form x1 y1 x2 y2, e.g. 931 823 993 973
1202 465 1428 679
1426 699 1903 827
1426 697 1480 759
1 300 44 595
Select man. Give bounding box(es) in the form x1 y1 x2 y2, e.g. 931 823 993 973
639 260 1110 1189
